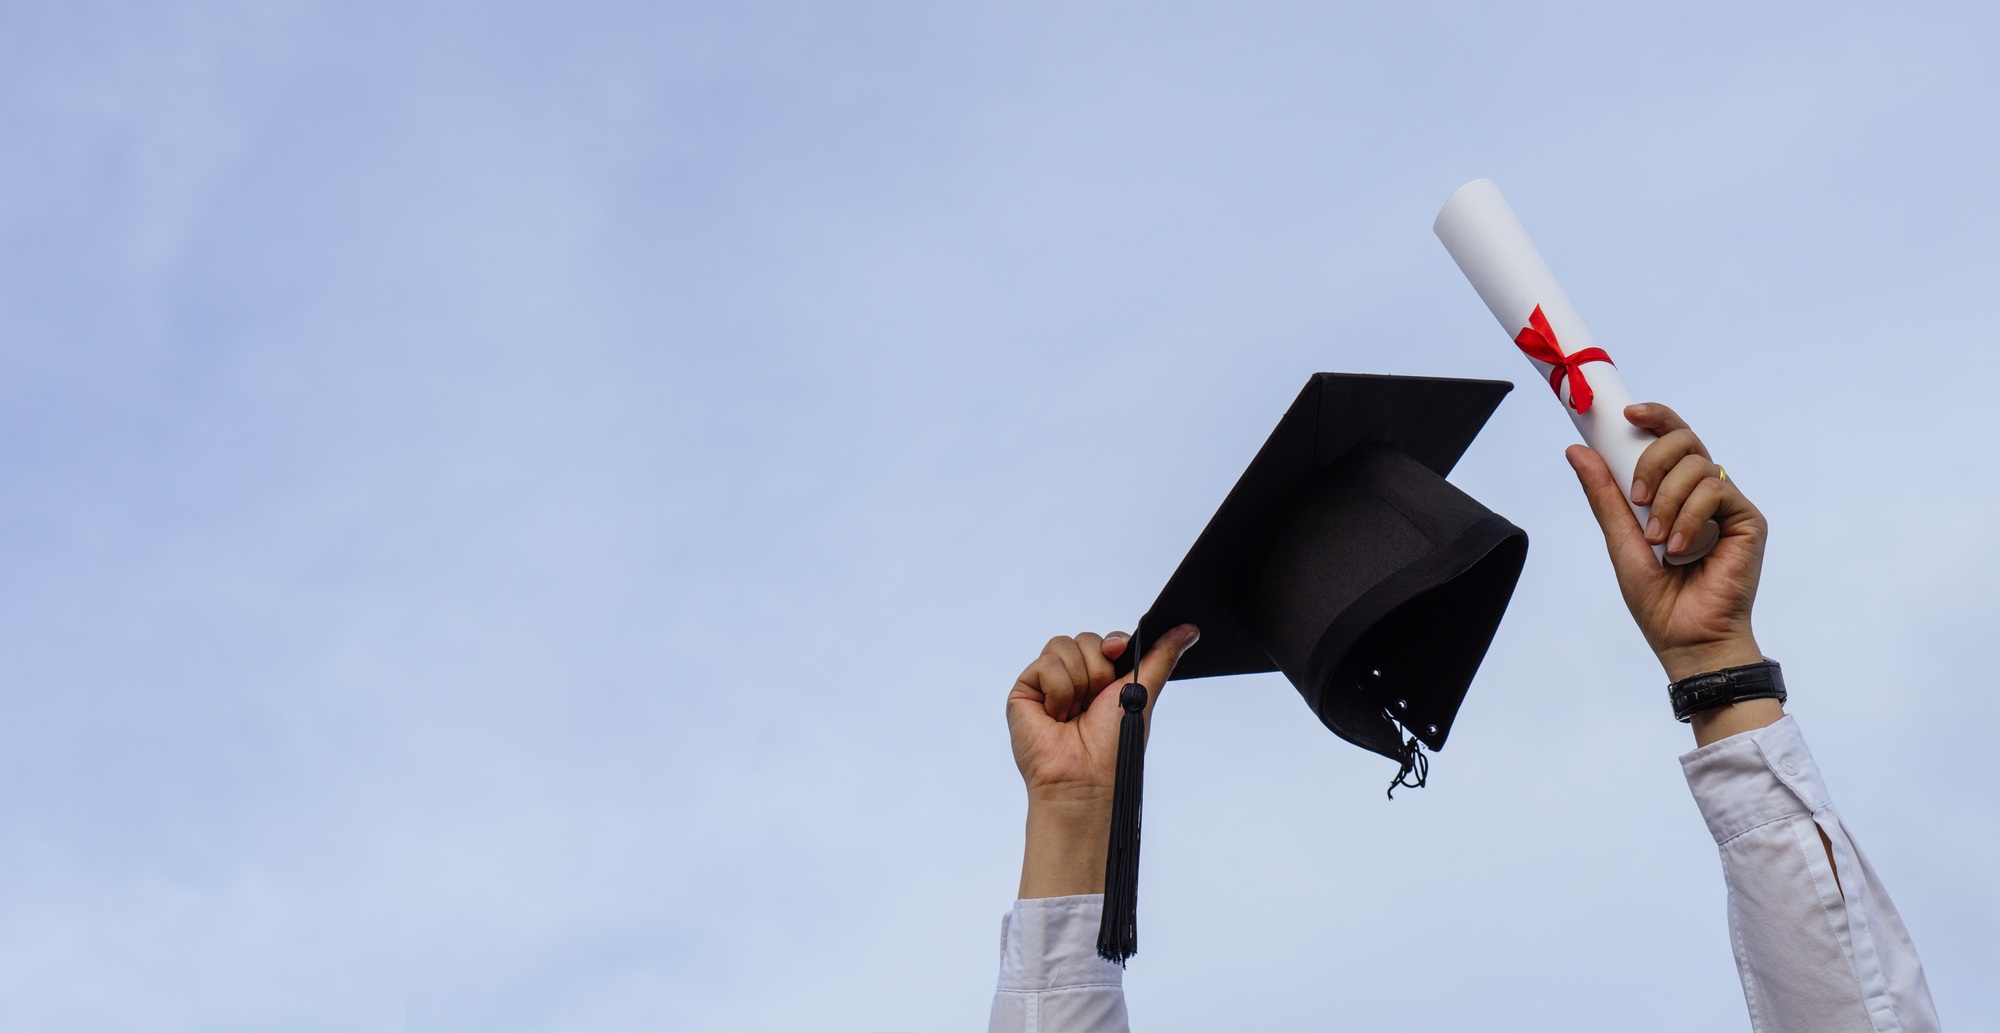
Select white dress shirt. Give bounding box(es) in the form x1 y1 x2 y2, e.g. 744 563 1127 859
988 716 1939 1033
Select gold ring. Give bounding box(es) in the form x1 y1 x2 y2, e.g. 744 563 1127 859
1716 465 1729 482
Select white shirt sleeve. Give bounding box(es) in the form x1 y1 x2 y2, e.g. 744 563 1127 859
1681 714 1940 1033
987 716 1937 1032
987 894 1129 1033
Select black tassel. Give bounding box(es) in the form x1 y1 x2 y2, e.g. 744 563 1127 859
1096 680 1148 965
1384 708 1430 800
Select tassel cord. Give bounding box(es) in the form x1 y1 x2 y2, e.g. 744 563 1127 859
1384 707 1430 800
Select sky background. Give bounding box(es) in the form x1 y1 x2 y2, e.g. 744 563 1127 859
0 2 1995 1030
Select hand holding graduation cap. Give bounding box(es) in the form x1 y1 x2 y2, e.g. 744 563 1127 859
1007 625 1199 899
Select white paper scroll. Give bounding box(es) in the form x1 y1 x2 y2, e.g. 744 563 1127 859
1433 178 1716 565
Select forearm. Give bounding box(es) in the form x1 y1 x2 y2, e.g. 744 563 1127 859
1663 640 1833 883
1683 716 1938 1032
1019 795 1111 899
990 795 1130 1032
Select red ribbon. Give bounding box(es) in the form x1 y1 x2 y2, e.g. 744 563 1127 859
1513 305 1613 414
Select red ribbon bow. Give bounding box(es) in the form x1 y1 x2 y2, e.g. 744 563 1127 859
1513 305 1613 414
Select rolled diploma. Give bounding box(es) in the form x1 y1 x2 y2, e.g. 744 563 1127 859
1433 178 1715 565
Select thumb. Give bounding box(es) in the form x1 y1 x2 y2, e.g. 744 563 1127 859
1565 444 1657 575
1132 623 1200 710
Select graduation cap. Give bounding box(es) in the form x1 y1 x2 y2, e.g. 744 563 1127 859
1098 373 1529 964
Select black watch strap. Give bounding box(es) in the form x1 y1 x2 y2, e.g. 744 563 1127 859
1668 660 1785 723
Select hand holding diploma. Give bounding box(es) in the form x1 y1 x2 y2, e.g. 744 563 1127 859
1564 403 1770 713
1433 178 1719 564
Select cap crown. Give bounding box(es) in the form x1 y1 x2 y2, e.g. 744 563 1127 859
1123 373 1528 762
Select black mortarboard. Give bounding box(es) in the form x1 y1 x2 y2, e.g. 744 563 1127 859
1097 372 1529 964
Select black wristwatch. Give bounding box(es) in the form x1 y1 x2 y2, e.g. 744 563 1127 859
1668 660 1786 723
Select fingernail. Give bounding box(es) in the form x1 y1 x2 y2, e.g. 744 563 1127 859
1645 517 1661 540
1668 532 1686 554
1630 479 1648 503
1177 624 1201 648
1106 631 1130 643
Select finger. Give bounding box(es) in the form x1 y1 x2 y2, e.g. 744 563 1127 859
1131 623 1200 710
1082 624 1200 742
1645 453 1717 545
1628 427 1710 506
1044 636 1091 720
1668 477 1729 556
1074 631 1120 700
1713 476 1769 551
1625 402 1691 436
1565 444 1659 574
1010 650 1049 706
1099 631 1131 664
1030 652 1078 723
1006 652 1053 730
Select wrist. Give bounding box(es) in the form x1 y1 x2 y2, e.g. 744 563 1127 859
1689 697 1785 747
1659 647 1786 748
1019 795 1112 899
1026 782 1113 816
1655 636 1764 683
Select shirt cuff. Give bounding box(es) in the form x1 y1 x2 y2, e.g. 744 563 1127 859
995 894 1127 993
1680 713 1832 844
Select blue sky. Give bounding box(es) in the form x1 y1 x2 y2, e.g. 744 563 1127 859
0 2 1994 1030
